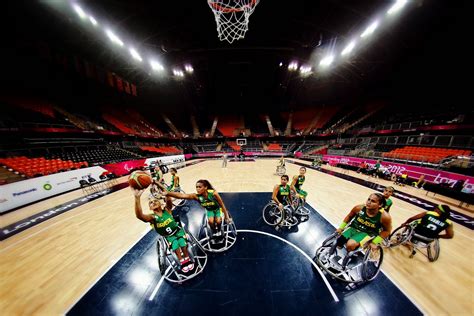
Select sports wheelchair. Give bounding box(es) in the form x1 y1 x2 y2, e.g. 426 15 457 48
150 183 187 209
388 223 440 262
198 211 237 253
262 198 309 229
290 191 310 220
313 231 384 284
276 165 286 176
156 222 208 283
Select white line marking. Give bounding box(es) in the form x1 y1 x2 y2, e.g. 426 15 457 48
64 228 151 313
236 229 339 302
306 201 425 314
148 267 171 301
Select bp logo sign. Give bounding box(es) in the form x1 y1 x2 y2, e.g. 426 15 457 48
43 183 52 191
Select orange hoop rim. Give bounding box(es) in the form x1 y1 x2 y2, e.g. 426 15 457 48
208 0 258 14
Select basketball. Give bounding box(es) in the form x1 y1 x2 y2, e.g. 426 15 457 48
128 171 152 189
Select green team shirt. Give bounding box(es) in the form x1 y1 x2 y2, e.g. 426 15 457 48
168 175 178 191
197 189 220 211
294 175 305 190
385 198 393 212
350 206 384 236
414 211 452 239
276 184 291 204
150 211 178 236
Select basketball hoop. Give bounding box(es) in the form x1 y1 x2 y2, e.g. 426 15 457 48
207 0 260 44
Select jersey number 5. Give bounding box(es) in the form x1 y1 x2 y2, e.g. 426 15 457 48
426 223 438 231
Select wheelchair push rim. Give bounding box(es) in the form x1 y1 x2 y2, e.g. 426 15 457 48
388 225 413 248
262 202 283 226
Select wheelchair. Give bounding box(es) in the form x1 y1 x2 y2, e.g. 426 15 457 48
166 185 187 209
150 183 187 209
388 223 440 262
156 222 208 283
276 165 286 176
198 212 237 253
290 191 310 221
313 231 384 284
262 200 301 229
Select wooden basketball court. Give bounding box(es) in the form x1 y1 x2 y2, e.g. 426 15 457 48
1 158 472 315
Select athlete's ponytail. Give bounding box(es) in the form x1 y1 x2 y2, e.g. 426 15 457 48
437 204 451 222
197 179 214 190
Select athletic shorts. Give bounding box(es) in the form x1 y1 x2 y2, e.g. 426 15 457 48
342 227 372 246
295 188 308 198
165 228 186 251
207 208 222 218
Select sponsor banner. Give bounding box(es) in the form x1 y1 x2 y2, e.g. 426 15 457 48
1 183 129 240
0 166 107 213
289 159 474 230
144 155 186 170
101 159 146 176
194 151 285 158
323 155 474 192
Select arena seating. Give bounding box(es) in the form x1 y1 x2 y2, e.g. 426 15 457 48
383 146 471 163
0 156 87 178
226 141 241 151
267 143 282 151
140 146 182 154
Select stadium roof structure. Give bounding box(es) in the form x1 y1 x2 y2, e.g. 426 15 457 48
6 1 468 117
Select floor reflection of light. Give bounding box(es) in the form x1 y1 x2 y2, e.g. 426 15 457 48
111 293 139 316
356 294 379 315
127 267 155 293
144 253 159 271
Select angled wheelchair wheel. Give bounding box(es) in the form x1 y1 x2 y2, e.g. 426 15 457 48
262 202 283 226
276 166 286 176
199 216 238 253
294 203 310 217
171 188 187 208
322 232 339 247
427 239 440 262
156 238 168 275
388 225 413 248
361 246 384 282
158 227 208 284
313 233 338 268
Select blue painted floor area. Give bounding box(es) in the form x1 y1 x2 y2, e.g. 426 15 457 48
68 193 421 316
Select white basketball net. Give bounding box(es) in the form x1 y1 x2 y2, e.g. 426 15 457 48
207 0 260 44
